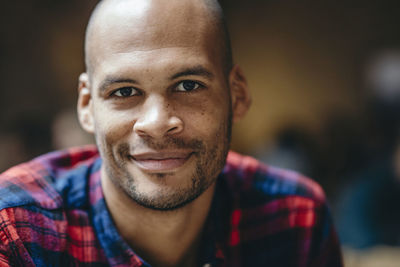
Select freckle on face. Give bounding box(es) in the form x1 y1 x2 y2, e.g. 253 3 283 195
87 1 233 210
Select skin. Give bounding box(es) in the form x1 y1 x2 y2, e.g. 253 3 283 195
77 0 251 266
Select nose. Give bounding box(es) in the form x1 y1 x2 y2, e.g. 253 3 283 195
133 95 184 138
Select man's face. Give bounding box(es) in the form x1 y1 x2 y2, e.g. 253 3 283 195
81 1 235 210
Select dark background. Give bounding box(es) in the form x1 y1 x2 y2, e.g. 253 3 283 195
2 1 400 264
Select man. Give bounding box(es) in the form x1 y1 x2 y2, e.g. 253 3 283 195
0 0 343 266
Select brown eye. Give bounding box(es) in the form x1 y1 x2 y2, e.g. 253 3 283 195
176 80 200 92
113 87 138 97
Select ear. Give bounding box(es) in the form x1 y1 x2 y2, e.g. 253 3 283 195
77 73 95 133
229 65 251 122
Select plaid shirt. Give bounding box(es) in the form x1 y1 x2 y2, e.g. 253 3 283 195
0 146 342 266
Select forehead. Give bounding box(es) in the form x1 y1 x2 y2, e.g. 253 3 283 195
87 0 223 76
92 49 217 92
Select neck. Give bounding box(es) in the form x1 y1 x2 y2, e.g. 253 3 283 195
101 170 216 267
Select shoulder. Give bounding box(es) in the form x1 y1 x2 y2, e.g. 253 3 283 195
0 145 100 211
220 152 343 266
0 146 101 265
221 151 329 237
223 151 325 204
221 151 330 239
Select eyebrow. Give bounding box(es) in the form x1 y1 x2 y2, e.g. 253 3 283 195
99 78 138 93
170 66 214 80
98 66 214 93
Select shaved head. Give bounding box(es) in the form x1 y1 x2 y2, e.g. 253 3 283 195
84 0 232 78
77 0 251 214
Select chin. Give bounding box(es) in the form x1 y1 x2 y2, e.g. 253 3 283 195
119 165 215 211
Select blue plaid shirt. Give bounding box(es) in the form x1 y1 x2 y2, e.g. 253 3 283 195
0 146 343 266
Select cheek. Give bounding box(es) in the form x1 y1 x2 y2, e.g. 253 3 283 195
93 105 134 146
181 95 230 138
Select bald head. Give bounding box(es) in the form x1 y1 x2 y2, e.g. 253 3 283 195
84 0 232 77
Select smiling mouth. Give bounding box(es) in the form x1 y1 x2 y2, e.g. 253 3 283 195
129 151 193 172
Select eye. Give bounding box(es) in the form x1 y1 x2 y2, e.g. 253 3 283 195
176 80 201 92
112 87 139 97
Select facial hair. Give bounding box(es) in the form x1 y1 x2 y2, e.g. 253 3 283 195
100 108 232 211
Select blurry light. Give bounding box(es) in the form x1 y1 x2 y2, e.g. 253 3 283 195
366 50 400 101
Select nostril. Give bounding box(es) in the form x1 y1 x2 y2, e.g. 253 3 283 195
167 126 178 133
133 111 183 138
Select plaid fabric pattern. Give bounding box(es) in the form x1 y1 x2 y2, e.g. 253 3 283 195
0 146 342 266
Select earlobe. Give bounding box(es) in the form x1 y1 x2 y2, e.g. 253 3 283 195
77 73 95 133
229 65 252 122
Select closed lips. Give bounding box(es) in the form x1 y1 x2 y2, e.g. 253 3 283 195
130 151 193 172
131 151 192 161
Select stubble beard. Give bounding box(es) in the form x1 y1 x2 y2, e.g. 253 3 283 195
101 114 232 211
120 143 222 211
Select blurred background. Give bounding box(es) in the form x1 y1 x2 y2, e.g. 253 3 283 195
2 0 400 265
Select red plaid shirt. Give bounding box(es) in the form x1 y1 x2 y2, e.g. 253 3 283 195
0 146 342 266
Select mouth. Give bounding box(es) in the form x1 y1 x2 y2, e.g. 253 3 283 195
129 151 193 172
